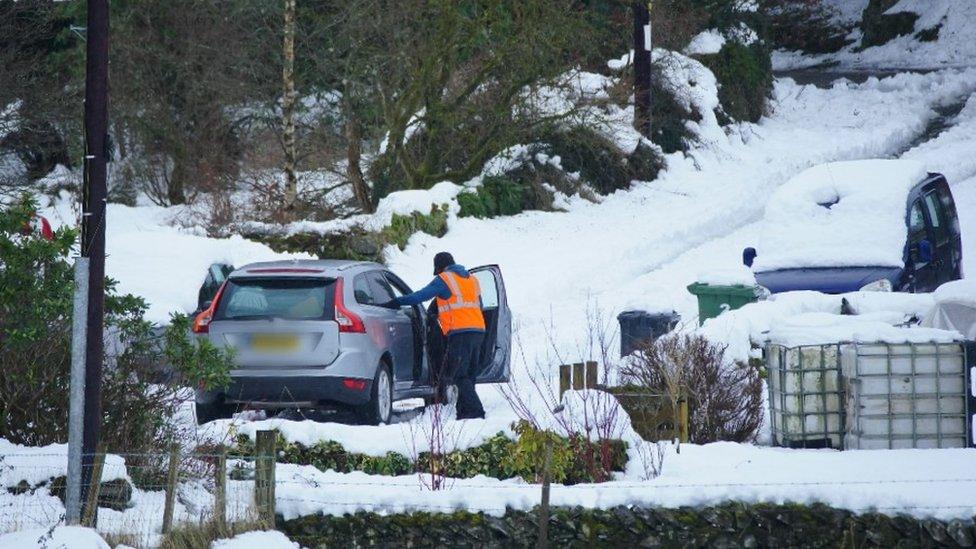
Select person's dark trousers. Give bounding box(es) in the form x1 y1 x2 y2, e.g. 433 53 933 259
443 331 486 419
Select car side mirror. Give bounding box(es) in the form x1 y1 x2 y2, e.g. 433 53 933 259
917 240 933 264
742 247 757 268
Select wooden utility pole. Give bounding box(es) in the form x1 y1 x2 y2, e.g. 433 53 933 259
633 1 653 138
80 0 109 524
282 0 298 216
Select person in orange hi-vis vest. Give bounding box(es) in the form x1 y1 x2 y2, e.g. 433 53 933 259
381 252 486 419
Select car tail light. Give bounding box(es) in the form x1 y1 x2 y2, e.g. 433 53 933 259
192 282 227 334
334 278 365 333
342 378 367 391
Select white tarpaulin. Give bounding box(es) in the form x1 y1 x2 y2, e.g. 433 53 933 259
922 280 976 340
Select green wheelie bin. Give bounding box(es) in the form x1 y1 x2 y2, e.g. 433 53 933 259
687 283 762 325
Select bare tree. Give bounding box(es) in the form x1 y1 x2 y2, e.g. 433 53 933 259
281 0 298 215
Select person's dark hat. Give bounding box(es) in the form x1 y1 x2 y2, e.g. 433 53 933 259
433 252 455 275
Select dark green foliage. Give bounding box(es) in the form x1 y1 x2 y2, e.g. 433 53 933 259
0 198 233 454
698 43 773 124
233 426 627 485
860 0 918 49
281 502 976 548
163 313 235 391
762 0 854 54
457 176 526 219
545 127 629 195
915 23 941 43
651 70 701 154
380 205 450 250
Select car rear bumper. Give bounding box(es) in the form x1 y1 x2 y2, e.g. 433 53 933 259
197 375 373 408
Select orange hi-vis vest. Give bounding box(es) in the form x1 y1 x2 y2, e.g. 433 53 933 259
436 271 486 335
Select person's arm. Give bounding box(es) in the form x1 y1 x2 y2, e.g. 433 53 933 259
392 276 451 307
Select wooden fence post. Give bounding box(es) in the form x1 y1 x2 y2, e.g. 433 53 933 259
162 443 180 534
572 362 584 391
536 438 553 549
81 451 105 527
585 361 598 389
255 430 277 528
558 364 571 399
214 446 227 532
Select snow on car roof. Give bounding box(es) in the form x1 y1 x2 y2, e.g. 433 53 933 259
752 159 929 273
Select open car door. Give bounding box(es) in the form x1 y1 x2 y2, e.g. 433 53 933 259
470 265 512 383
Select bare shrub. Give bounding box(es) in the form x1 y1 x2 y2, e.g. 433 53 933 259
404 402 464 491
500 305 645 482
621 334 763 444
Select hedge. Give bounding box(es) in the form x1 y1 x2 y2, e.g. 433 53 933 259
280 502 976 548
233 423 628 485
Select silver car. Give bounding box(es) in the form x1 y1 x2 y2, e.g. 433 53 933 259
192 260 511 424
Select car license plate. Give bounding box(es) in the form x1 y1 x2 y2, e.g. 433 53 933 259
251 334 299 352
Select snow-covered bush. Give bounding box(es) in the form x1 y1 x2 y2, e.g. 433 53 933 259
621 334 763 443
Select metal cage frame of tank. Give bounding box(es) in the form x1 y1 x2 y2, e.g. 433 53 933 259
766 343 846 449
843 342 969 450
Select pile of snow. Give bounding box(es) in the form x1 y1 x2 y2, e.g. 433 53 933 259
764 311 960 347
685 30 725 56
0 526 110 549
922 279 976 339
695 264 756 287
212 531 299 549
0 439 127 488
700 290 936 362
752 159 928 273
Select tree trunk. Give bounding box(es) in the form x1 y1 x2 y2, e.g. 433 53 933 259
344 105 373 213
282 0 298 216
168 154 187 205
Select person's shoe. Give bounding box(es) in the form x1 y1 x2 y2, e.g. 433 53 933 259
456 412 485 420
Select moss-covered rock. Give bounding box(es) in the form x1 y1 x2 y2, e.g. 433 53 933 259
279 502 976 548
47 475 133 511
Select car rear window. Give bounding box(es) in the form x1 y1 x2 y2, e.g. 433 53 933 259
214 277 335 321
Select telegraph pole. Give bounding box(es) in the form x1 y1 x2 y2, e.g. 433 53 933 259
80 0 109 522
633 1 653 138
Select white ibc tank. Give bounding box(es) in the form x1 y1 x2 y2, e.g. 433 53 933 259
842 342 968 449
766 344 845 449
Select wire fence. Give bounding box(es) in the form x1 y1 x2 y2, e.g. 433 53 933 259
3 430 976 547
0 447 274 549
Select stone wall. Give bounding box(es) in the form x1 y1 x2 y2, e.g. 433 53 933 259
280 502 975 548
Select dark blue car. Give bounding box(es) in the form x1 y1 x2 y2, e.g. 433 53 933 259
746 172 963 294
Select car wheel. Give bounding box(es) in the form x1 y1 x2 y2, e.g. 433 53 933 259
195 400 234 425
359 362 393 425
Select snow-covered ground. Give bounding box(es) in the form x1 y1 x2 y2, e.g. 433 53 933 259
274 443 976 521
11 29 976 542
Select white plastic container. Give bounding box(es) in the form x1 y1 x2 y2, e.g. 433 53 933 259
842 342 968 449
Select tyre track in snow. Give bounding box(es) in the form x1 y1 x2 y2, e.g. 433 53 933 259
634 75 976 326
389 69 976 364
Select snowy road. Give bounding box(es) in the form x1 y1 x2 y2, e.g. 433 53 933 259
388 69 976 383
